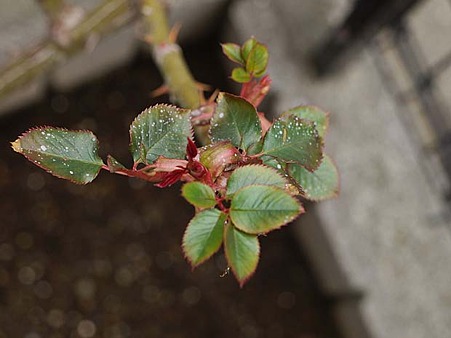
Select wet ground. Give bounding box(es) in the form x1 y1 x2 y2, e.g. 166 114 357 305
0 38 340 338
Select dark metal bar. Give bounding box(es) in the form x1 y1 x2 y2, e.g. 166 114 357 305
312 0 423 75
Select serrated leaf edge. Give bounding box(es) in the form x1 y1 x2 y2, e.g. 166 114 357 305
224 222 260 288
12 126 103 185
182 209 226 268
230 184 304 235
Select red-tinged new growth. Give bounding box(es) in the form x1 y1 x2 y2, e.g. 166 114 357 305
156 138 212 188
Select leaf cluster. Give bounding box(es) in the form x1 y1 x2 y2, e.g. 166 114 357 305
222 37 269 83
12 38 339 286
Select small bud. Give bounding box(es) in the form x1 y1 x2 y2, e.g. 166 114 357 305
199 142 242 179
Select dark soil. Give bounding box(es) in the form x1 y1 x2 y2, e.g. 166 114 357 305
0 38 340 338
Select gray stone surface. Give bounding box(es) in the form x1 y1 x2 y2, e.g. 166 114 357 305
0 0 228 113
229 1 451 338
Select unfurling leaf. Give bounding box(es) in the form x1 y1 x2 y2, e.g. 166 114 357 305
210 93 262 151
282 106 329 138
182 182 217 208
199 141 242 179
130 104 191 165
12 127 103 184
230 185 303 234
224 222 260 287
261 115 323 171
221 43 244 65
288 154 339 201
231 67 251 83
226 165 287 198
183 209 227 266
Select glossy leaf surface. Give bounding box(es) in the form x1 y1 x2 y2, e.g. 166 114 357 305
210 93 262 151
182 182 217 208
230 185 303 234
224 223 260 287
183 209 226 266
12 127 103 184
261 115 322 171
130 104 191 164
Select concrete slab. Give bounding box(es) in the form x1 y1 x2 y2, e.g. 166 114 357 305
228 1 451 337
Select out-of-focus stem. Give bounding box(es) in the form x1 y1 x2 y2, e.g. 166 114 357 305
0 0 134 100
140 0 210 144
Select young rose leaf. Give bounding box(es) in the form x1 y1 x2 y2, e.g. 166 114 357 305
199 141 242 179
288 154 339 201
241 37 257 62
245 42 269 77
282 106 329 139
224 222 260 287
226 165 287 198
261 115 323 171
231 67 251 83
210 93 262 151
182 182 217 208
12 127 103 184
183 209 227 267
130 104 191 165
230 185 303 235
106 155 126 173
221 43 244 65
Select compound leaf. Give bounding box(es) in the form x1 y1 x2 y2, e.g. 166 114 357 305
210 93 262 151
261 115 323 171
226 165 287 198
224 222 260 287
12 127 103 184
130 104 191 165
288 154 339 201
230 185 303 234
183 209 227 267
182 182 217 208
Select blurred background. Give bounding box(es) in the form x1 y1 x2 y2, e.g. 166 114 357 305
1 0 451 338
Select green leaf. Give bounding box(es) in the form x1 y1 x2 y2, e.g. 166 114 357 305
183 209 227 267
282 106 329 139
12 127 103 184
241 37 257 62
224 222 260 287
246 43 269 77
106 155 126 173
226 165 287 198
230 185 303 234
130 104 191 165
231 67 251 83
182 182 217 208
288 154 339 201
210 93 262 151
221 43 244 65
261 115 323 171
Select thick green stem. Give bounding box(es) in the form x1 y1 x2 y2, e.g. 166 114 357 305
140 0 210 143
141 0 201 109
0 0 134 100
